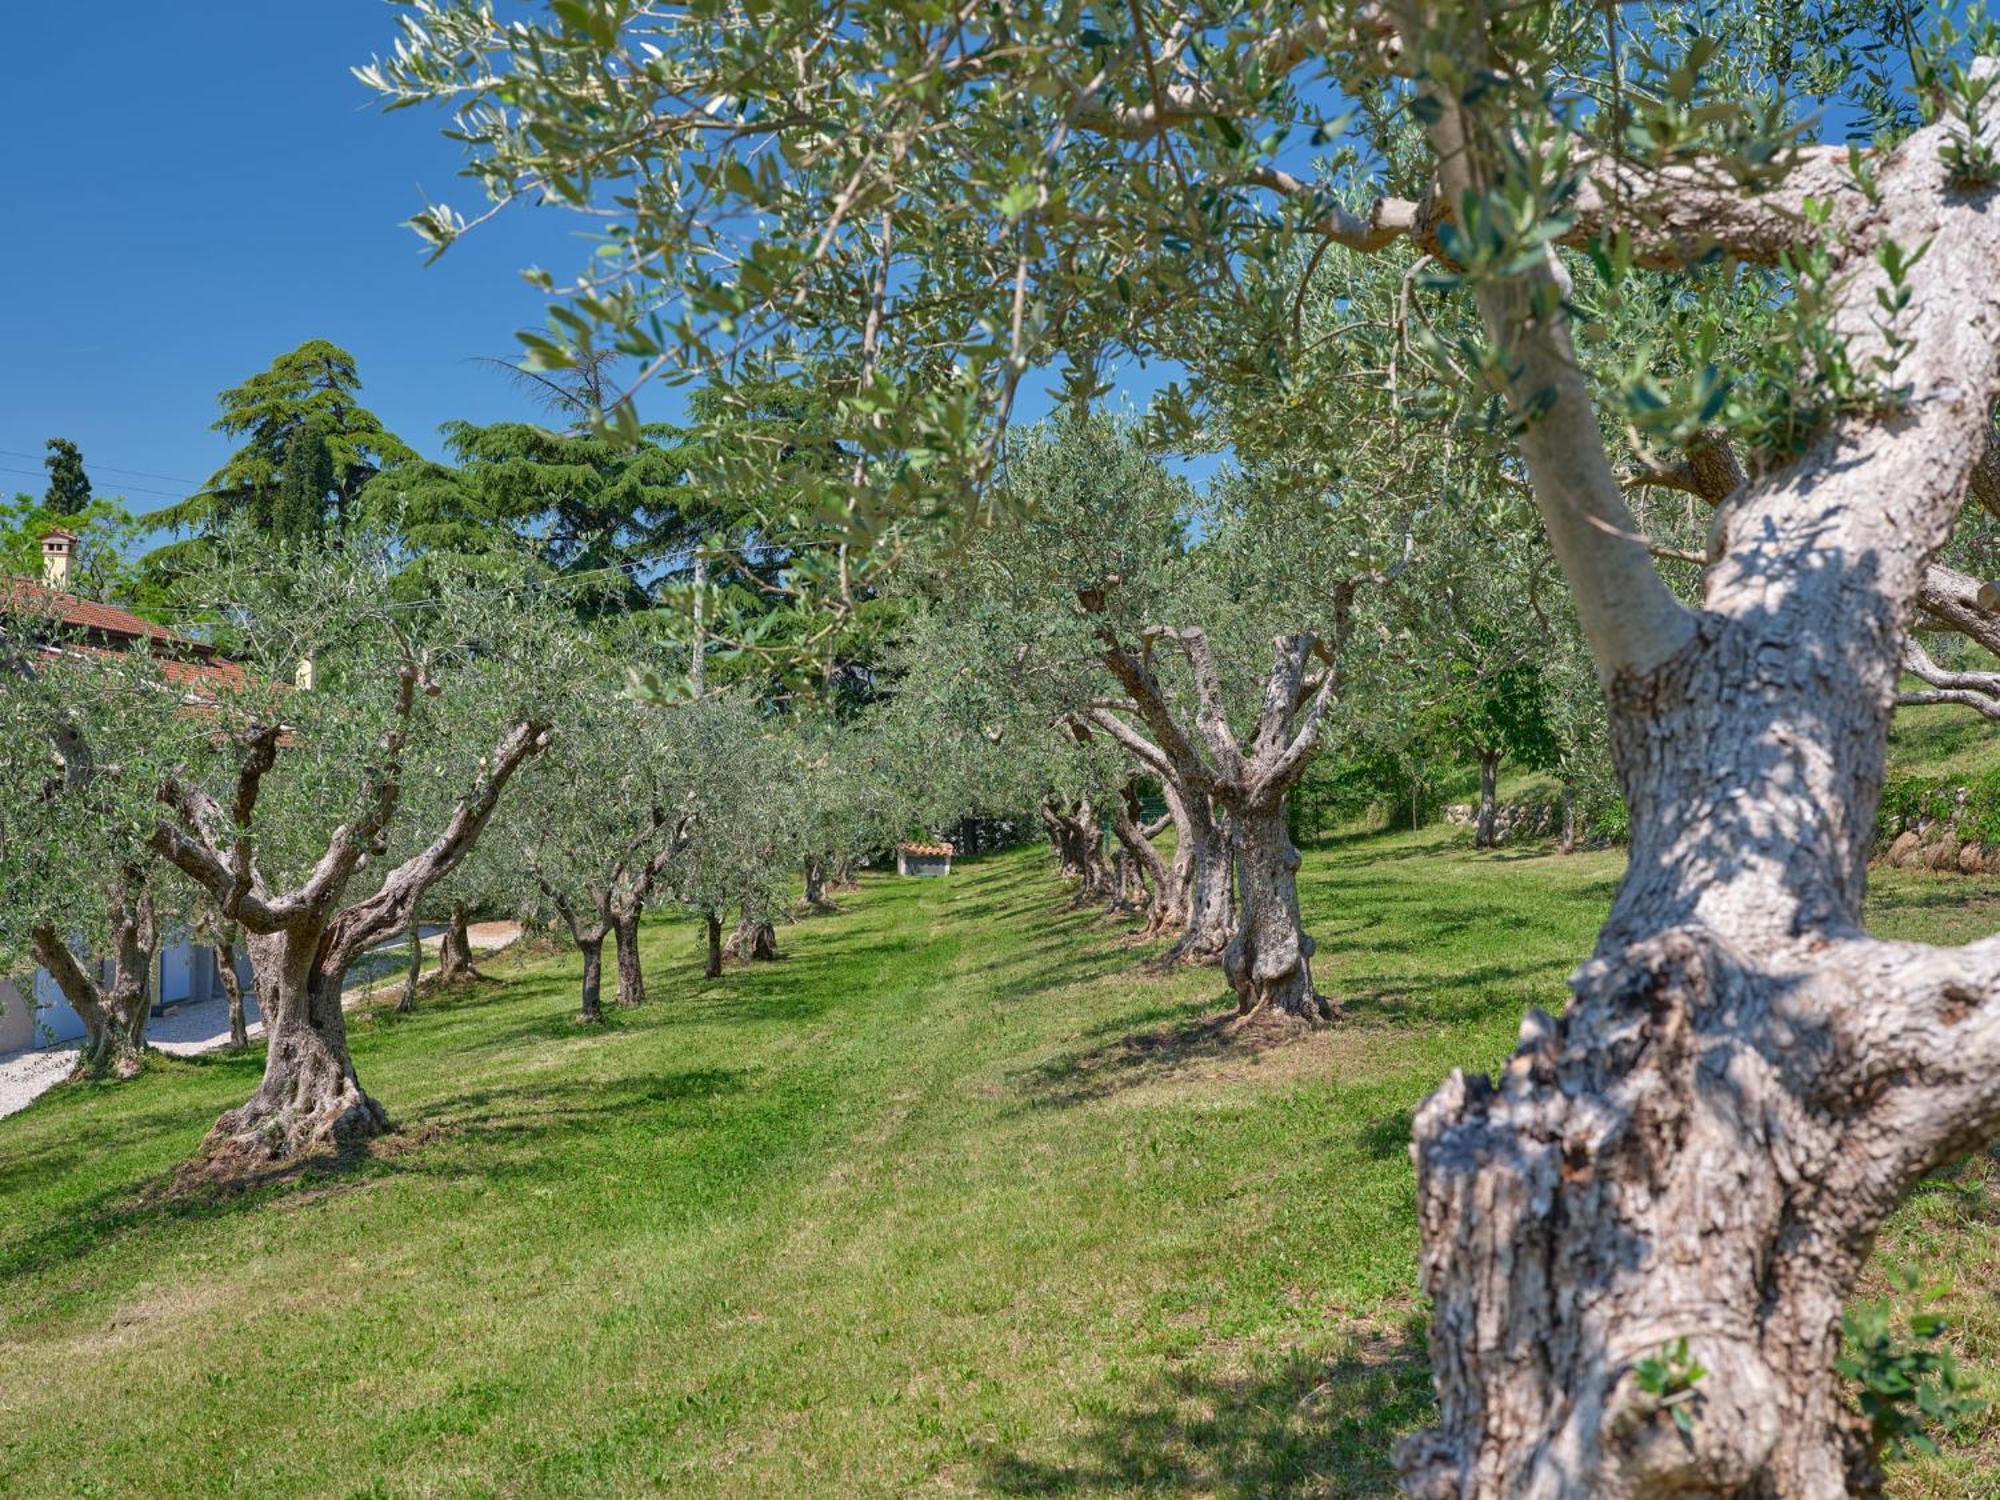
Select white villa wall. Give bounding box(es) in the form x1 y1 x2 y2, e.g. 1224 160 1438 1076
1 937 252 1055
0 978 33 1054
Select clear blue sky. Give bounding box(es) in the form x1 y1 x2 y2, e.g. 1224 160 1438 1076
0 2 1207 526
0 3 595 517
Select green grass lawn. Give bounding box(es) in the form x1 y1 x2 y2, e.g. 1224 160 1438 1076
3 829 1998 1497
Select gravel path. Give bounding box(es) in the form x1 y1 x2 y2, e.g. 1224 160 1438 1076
0 922 521 1123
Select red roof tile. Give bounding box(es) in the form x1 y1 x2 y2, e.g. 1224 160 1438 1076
4 577 210 654
8 575 271 706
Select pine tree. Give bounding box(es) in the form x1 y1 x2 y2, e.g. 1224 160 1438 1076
42 438 91 513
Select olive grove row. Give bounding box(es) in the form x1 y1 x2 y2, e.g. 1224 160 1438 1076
7 0 2000 1491
351 0 2000 1489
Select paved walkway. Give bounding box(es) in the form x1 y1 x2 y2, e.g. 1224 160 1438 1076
0 922 520 1122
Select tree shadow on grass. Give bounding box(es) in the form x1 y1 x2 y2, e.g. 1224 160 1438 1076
984 1325 1435 1497
1011 1001 1302 1109
414 1067 748 1145
0 1067 754 1283
1331 960 1562 1032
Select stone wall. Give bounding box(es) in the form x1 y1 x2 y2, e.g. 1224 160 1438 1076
1879 827 2000 875
1876 782 2000 875
1440 800 1559 844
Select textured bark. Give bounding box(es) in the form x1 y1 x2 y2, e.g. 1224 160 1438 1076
217 937 248 1049
726 911 778 962
1174 792 1235 960
612 909 646 1007
1073 797 1112 899
207 923 392 1168
1473 750 1500 849
1040 795 1113 898
30 877 157 1080
1086 621 1352 1015
576 935 605 1025
1086 716 1234 961
704 909 723 978
434 904 485 986
1558 783 1577 857
1109 847 1141 909
802 854 829 909
1222 801 1328 1021
1111 781 1177 934
1389 22 2000 1496
152 706 551 1170
1162 781 1231 958
396 921 421 1015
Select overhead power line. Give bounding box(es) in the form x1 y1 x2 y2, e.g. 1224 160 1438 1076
0 463 189 502
0 448 202 489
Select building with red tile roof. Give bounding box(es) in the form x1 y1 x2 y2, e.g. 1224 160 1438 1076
1 534 262 1055
5 535 258 702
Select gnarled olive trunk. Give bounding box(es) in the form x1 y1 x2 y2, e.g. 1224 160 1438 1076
1041 796 1113 900
152 709 551 1176
30 877 158 1081
726 911 778 962
1221 799 1327 1022
612 909 646 1007
435 904 484 986
1167 787 1234 964
1473 748 1501 849
396 921 422 1014
1390 37 2000 1492
576 934 605 1024
1558 781 1578 856
1400 622 1940 1497
802 855 829 910
1112 783 1178 935
201 925 390 1169
1108 847 1143 911
217 937 248 1049
704 909 723 978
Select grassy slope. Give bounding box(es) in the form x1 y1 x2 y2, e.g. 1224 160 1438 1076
1887 701 2000 782
1 832 1996 1497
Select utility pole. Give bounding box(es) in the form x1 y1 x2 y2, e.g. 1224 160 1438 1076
689 549 707 697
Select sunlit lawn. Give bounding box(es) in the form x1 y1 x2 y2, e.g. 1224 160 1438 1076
1 828 1994 1496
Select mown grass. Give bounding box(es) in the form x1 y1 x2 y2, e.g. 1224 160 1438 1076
2 829 1996 1496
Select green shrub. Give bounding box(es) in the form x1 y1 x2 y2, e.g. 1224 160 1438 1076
1837 1268 1986 1460
1874 767 2000 847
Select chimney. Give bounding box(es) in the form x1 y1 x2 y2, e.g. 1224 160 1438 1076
40 529 77 590
295 656 315 692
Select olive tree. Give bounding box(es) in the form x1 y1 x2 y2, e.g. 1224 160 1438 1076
0 619 194 1077
369 1 2000 1487
509 674 706 1021
660 692 794 976
142 544 581 1172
